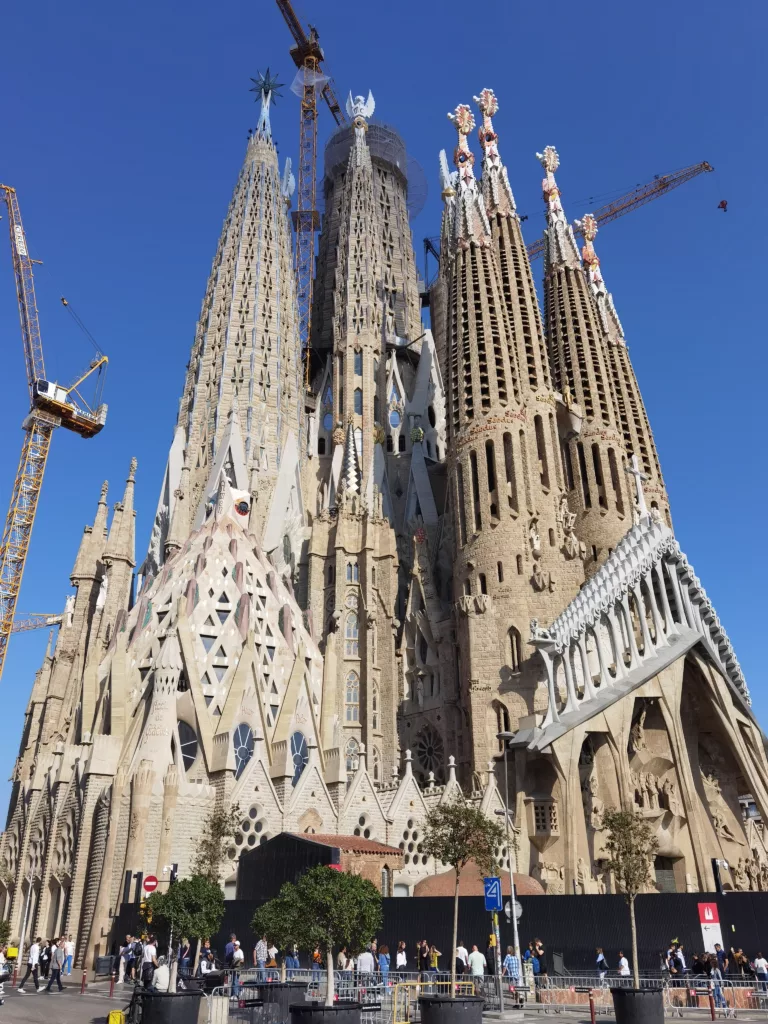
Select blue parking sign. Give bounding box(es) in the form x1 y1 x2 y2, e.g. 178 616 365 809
484 876 502 912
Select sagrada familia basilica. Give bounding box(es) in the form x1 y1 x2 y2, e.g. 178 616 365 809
2 79 767 964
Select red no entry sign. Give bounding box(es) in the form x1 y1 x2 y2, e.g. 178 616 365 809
143 875 159 893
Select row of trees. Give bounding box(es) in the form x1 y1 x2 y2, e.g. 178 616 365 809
140 801 657 996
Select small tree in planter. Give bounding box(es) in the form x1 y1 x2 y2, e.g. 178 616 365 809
143 874 225 985
421 802 506 995
601 809 659 988
252 865 382 1007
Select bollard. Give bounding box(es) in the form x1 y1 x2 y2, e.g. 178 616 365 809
589 990 596 1024
708 991 716 1021
11 965 17 987
80 969 87 994
109 972 115 998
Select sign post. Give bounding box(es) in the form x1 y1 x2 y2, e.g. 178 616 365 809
484 878 504 1013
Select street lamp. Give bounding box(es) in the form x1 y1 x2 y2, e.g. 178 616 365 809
496 731 520 961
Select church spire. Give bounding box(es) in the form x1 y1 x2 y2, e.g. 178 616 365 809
538 146 634 568
575 214 669 521
473 88 517 218
474 89 550 393
250 68 283 142
444 104 491 249
537 146 581 270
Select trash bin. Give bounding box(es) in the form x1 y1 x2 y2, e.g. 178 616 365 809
130 988 206 1024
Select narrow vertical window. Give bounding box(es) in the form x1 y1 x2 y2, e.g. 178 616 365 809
534 415 550 489
485 440 497 492
516 555 523 575
562 443 575 491
354 388 363 415
470 450 482 530
608 448 624 514
479 573 487 595
345 671 360 721
354 350 363 375
592 444 607 509
503 432 518 511
509 627 522 672
577 442 592 508
457 464 468 546
497 562 504 582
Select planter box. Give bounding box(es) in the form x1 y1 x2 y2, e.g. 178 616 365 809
255 981 310 1023
290 1001 363 1024
130 988 206 1024
419 994 485 1024
611 987 664 1024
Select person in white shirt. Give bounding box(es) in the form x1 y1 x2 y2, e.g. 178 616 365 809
64 935 75 975
199 953 215 975
456 942 469 975
356 947 375 975
231 940 245 996
618 952 630 977
468 945 487 977
396 941 407 975
142 935 158 989
754 952 768 988
152 956 170 993
18 937 42 993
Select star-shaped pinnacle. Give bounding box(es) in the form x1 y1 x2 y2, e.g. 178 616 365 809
250 68 284 104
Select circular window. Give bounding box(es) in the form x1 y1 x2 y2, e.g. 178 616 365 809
178 721 198 772
415 726 444 781
290 731 308 787
390 409 401 428
248 834 256 846
235 500 250 517
233 723 255 779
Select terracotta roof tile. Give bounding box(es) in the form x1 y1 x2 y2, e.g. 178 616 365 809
289 833 402 856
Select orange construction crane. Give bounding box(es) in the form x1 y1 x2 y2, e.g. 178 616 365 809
526 161 713 260
276 0 346 386
0 185 107 681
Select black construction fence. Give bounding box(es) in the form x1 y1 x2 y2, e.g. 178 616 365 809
114 891 768 973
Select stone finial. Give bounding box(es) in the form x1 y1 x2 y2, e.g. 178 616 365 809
403 749 413 776
447 105 476 173
537 145 560 174
447 755 457 784
100 481 108 502
357 743 367 771
128 457 138 480
474 88 499 119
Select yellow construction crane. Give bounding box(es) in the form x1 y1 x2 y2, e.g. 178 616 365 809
276 0 346 386
0 185 107 681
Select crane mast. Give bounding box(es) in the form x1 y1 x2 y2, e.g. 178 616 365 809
526 161 713 261
276 0 345 387
0 185 108 681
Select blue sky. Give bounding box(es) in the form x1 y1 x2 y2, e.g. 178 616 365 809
0 0 764 811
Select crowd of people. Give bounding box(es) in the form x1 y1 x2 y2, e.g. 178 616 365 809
14 935 75 993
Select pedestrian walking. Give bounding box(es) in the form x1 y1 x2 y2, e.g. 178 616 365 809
711 962 727 1009
18 936 42 993
119 934 132 984
754 951 768 990
502 946 520 985
311 946 322 984
142 934 158 989
456 940 469 977
357 944 375 977
714 943 729 975
396 941 407 978
617 951 630 977
468 945 487 978
596 947 609 981
254 935 268 980
39 939 52 979
231 940 244 995
46 938 66 992
428 945 442 975
64 934 75 975
418 940 430 979
178 937 191 978
378 945 390 985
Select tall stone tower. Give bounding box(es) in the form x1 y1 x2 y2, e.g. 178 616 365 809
434 96 584 776
143 80 304 578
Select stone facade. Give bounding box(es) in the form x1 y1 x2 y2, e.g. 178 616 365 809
1 82 766 967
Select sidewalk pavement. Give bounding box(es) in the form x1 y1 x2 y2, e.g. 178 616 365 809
0 980 132 1022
